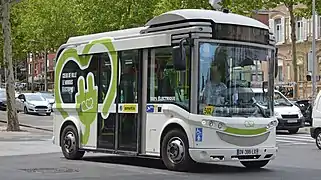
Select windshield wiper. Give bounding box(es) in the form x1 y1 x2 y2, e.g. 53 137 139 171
251 98 269 118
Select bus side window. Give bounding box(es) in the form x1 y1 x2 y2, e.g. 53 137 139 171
99 53 112 103
148 47 190 110
119 50 139 103
60 60 83 103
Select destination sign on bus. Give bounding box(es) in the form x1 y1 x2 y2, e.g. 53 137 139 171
213 24 269 45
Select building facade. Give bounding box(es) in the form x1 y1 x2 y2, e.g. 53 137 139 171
27 52 56 90
268 4 321 99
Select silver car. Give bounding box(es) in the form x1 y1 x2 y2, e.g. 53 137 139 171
37 92 55 111
16 93 52 116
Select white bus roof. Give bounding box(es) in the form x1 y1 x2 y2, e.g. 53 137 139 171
146 9 268 29
66 9 269 45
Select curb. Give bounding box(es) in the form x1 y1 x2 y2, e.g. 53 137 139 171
0 120 53 132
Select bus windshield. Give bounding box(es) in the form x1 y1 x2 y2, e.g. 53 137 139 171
198 42 274 118
254 91 293 107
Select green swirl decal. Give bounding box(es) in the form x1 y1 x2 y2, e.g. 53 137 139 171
54 38 118 145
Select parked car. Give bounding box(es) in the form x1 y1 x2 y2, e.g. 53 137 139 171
16 93 51 116
310 90 321 150
37 92 54 111
0 89 22 111
293 100 312 126
0 89 6 110
251 88 304 134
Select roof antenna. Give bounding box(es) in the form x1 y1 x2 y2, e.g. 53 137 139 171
208 0 229 13
222 8 229 13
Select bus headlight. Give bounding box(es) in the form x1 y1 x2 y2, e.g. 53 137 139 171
202 119 227 130
266 120 278 130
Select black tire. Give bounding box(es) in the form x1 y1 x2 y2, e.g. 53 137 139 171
240 160 269 169
161 129 195 172
315 129 321 150
24 106 28 114
60 125 85 160
288 128 299 134
46 112 51 116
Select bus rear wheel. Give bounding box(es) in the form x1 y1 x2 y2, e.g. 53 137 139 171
161 129 195 172
60 125 85 160
240 160 269 169
315 129 321 150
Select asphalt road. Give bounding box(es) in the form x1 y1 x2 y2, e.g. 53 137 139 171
0 142 320 180
0 110 53 131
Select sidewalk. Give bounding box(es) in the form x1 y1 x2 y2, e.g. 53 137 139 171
0 123 60 157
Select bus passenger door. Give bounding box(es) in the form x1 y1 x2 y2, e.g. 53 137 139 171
116 50 140 152
97 53 117 150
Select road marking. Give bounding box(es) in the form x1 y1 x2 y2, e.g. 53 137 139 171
276 136 315 143
276 133 315 145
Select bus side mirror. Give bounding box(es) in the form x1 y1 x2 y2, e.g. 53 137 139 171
172 40 187 71
274 48 278 78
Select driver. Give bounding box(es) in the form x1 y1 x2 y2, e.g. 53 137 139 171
202 55 227 106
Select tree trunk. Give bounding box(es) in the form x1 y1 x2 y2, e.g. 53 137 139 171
1 0 20 131
288 4 299 100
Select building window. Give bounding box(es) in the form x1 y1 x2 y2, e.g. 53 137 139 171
274 18 282 42
277 66 283 81
296 17 304 41
298 65 304 81
287 64 291 80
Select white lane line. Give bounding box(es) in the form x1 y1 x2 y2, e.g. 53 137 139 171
276 136 315 143
277 134 312 139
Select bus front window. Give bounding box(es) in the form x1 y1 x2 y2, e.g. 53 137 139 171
198 42 274 118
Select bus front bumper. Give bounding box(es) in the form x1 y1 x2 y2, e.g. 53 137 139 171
189 147 277 163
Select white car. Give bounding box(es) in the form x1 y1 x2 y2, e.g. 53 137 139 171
37 92 55 111
16 93 52 116
251 88 304 134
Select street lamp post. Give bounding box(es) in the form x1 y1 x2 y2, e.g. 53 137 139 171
31 52 34 93
312 0 317 104
44 48 48 91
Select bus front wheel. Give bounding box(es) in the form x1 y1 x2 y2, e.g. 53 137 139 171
60 125 85 160
240 160 269 169
161 129 195 172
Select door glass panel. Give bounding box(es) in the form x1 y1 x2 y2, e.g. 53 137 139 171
118 50 139 151
98 53 116 149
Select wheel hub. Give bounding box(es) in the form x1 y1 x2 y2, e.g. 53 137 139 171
166 137 185 164
64 132 76 153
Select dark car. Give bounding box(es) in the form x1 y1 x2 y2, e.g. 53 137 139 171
293 100 312 126
0 89 6 110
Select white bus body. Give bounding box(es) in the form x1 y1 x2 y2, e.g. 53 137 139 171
53 9 278 171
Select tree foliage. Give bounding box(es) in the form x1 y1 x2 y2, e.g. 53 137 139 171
6 0 214 58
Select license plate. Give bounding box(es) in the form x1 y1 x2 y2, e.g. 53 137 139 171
287 119 297 123
237 148 259 155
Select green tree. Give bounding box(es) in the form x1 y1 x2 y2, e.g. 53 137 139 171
1 0 24 131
